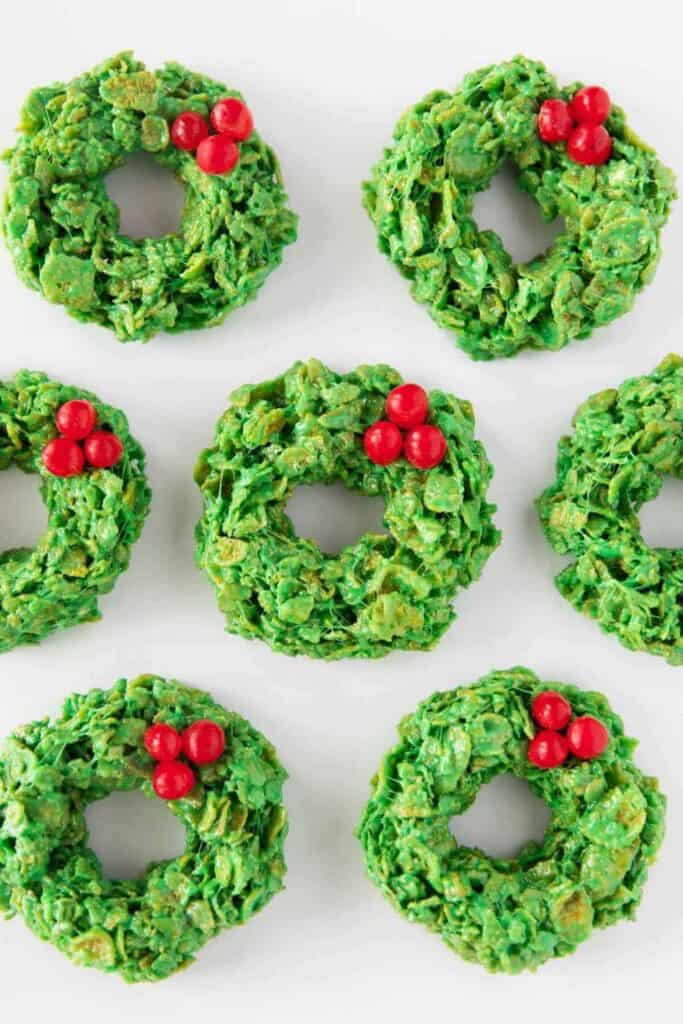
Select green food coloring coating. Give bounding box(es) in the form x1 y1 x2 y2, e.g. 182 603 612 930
0 675 288 983
358 666 665 973
363 56 676 360
0 370 150 651
194 359 500 659
1 52 297 342
538 354 683 664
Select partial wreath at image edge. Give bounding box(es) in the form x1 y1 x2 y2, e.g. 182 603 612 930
363 55 677 360
0 51 298 342
0 674 288 983
194 358 500 660
358 666 665 974
0 370 151 652
537 354 683 665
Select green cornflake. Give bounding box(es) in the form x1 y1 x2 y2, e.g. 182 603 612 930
140 115 170 153
194 359 500 660
0 675 288 983
358 666 665 974
363 56 676 360
39 250 97 311
99 70 159 112
538 354 683 665
0 370 150 651
1 52 297 342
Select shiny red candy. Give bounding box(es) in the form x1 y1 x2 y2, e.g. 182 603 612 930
567 124 612 166
531 691 572 732
566 716 609 760
528 729 569 769
569 86 610 125
42 437 85 477
144 723 182 762
210 98 254 141
56 399 97 440
403 424 447 469
84 431 123 469
196 134 240 175
171 111 209 152
386 383 429 429
364 421 403 465
537 99 573 142
182 719 226 766
152 760 195 800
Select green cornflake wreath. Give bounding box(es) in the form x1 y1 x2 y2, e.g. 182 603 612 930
0 675 288 983
358 666 665 974
538 354 683 665
1 52 297 342
0 370 150 651
194 359 500 660
363 55 676 360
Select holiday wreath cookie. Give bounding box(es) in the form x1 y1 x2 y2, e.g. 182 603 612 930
0 370 150 651
1 52 297 342
194 359 500 659
358 666 665 973
0 675 288 983
364 56 676 360
538 354 683 665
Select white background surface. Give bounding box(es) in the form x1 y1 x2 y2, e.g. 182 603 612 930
0 1 681 1020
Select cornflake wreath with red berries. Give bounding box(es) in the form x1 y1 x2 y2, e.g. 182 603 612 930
194 359 500 659
0 675 288 983
0 370 150 651
364 55 676 360
1 52 297 342
358 666 666 974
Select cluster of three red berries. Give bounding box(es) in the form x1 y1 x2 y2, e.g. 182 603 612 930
363 383 448 470
170 97 254 176
527 690 609 769
144 719 226 800
538 85 613 166
41 399 124 478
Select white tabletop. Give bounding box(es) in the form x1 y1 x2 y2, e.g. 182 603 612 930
0 2 681 1021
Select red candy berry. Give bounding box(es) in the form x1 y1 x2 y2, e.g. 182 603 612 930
537 99 574 143
386 383 429 429
364 421 403 465
182 719 226 766
528 730 569 769
403 424 447 470
210 98 254 141
144 723 182 762
152 760 195 800
84 431 123 469
171 111 209 152
567 124 612 166
42 437 85 477
531 691 572 732
56 399 97 440
196 134 240 175
566 716 609 760
569 86 611 126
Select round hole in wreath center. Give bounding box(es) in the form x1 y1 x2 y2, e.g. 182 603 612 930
285 481 389 556
450 774 551 860
639 476 683 549
85 790 187 880
105 152 185 239
0 467 48 552
472 163 565 265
